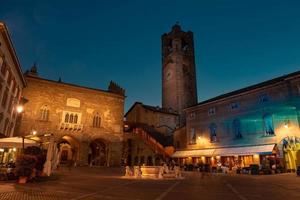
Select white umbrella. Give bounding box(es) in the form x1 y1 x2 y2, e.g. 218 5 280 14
43 137 54 176
51 142 59 170
0 137 38 148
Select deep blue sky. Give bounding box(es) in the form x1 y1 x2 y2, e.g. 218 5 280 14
1 0 300 112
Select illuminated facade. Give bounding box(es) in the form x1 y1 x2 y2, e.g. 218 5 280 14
124 102 177 166
18 67 125 166
0 22 26 138
162 24 198 125
173 71 300 170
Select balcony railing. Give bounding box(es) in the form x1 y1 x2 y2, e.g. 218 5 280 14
59 123 83 131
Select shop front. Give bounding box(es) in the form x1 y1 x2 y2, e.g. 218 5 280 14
0 137 38 165
172 144 277 171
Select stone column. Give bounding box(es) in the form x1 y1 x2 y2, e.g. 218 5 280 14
78 141 89 166
109 141 123 166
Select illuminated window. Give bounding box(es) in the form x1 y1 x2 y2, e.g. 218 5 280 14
40 105 49 121
233 119 242 139
263 114 274 135
210 123 217 142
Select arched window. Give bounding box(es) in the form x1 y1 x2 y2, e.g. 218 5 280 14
93 113 101 128
69 114 74 123
74 114 78 124
263 114 274 135
40 105 49 121
65 113 69 123
233 119 242 139
210 123 217 142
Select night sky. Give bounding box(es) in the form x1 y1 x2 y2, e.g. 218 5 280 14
1 0 300 112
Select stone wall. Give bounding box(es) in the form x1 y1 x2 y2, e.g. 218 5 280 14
19 75 125 166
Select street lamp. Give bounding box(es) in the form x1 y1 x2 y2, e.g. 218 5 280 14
16 105 24 114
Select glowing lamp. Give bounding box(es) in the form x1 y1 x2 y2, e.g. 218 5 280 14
32 130 37 135
284 120 290 129
16 105 24 113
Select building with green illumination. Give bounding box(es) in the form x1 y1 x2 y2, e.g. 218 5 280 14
173 71 300 171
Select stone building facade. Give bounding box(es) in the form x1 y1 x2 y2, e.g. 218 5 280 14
173 71 300 171
125 102 179 136
162 24 198 125
0 22 26 137
123 102 177 166
19 69 125 166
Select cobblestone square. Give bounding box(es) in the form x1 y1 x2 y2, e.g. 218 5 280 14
1 167 300 200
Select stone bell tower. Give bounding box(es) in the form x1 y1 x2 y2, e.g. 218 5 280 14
162 24 198 125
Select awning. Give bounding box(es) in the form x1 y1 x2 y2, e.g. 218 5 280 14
0 137 38 148
171 149 215 158
213 144 275 156
171 144 276 158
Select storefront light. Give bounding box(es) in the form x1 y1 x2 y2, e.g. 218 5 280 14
284 120 290 129
13 148 17 152
0 148 4 152
32 130 37 135
253 154 259 159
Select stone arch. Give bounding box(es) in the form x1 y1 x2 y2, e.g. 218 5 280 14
57 135 80 164
90 138 110 166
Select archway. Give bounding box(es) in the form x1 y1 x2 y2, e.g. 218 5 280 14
279 136 300 170
90 139 109 166
57 135 80 164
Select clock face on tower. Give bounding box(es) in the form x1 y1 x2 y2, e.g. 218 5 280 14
166 70 172 81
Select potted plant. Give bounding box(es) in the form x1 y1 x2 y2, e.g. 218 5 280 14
15 154 37 183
